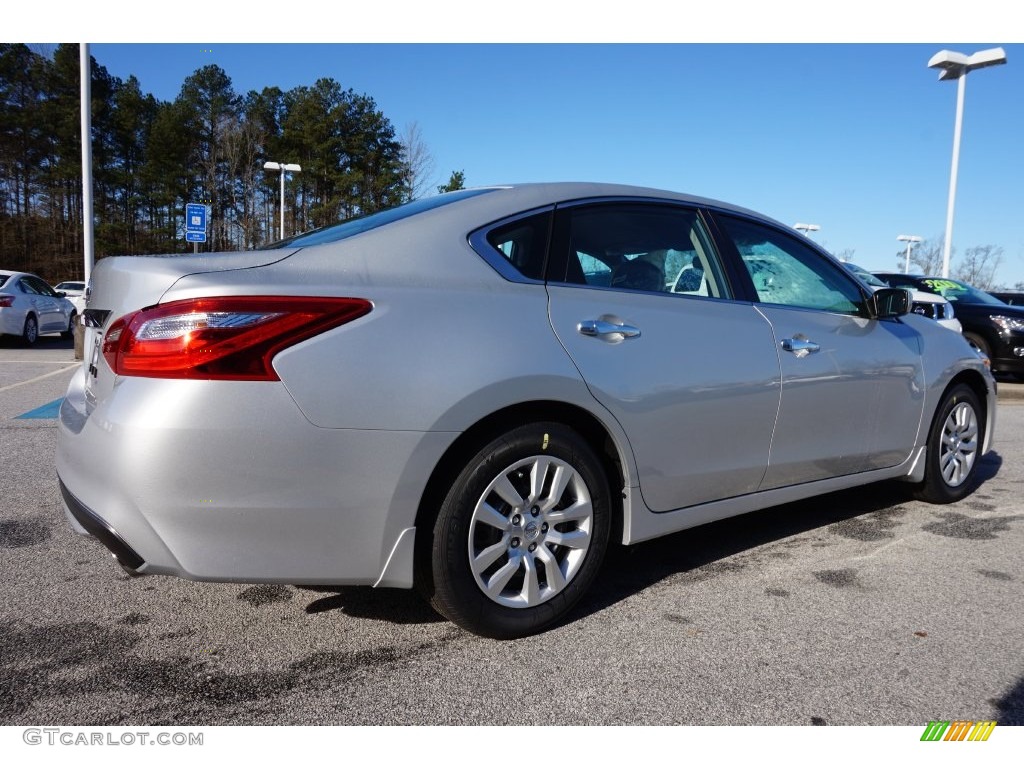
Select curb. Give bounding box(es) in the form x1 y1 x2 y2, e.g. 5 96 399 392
997 382 1024 402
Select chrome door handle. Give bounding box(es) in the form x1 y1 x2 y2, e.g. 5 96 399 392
781 337 820 357
577 319 641 340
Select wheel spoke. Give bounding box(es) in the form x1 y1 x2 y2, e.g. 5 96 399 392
546 498 592 525
475 501 510 531
484 556 521 598
541 463 573 511
546 527 591 550
520 553 541 605
529 457 552 503
492 473 525 509
471 540 507 576
535 545 566 593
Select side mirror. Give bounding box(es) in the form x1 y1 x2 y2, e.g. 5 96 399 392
57 291 67 297
871 287 911 319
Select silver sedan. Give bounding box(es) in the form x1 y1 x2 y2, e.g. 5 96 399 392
0 270 78 344
56 183 996 639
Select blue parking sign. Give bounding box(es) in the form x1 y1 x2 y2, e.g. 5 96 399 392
186 203 207 232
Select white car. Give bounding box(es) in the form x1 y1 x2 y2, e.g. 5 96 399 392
843 263 961 333
0 270 78 344
54 280 87 315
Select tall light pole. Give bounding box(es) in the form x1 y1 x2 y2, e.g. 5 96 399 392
897 235 923 274
794 222 820 238
928 47 1007 278
263 161 302 240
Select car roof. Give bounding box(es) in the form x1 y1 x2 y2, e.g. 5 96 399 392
460 182 776 223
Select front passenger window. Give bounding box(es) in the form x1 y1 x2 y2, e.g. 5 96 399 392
718 216 865 314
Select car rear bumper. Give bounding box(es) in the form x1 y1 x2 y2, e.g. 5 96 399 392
56 366 456 586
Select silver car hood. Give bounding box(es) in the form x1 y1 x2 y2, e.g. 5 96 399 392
86 250 299 324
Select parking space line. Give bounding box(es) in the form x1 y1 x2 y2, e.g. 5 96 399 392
0 363 78 393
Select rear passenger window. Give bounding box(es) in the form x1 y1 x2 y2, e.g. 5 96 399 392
552 203 731 299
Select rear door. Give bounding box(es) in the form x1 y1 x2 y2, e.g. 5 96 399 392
545 201 781 512
711 213 925 488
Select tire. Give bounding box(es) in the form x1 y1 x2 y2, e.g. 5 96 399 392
963 332 991 361
427 423 611 639
61 311 77 340
22 315 38 346
914 384 984 503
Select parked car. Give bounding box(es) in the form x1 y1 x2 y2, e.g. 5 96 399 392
875 273 1024 378
57 183 996 639
54 280 87 315
842 263 960 333
0 270 78 344
990 291 1024 306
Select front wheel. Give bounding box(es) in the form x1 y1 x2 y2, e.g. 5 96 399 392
427 423 612 639
61 311 77 339
914 384 984 503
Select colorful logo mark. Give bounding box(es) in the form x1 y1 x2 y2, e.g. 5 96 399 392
921 721 996 742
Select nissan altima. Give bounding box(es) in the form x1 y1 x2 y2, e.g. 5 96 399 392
56 183 996 639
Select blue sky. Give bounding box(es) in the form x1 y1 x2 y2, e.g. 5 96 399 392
12 4 1024 286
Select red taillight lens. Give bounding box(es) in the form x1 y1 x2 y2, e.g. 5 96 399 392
0 295 14 308
102 296 371 380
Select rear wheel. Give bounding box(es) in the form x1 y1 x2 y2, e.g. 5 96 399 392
427 423 611 639
914 384 984 503
22 315 38 346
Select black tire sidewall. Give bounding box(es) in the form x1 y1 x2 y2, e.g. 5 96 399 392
430 423 612 639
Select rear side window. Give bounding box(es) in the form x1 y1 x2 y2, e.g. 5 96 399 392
484 211 552 282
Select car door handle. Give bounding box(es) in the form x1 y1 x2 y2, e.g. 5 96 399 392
577 319 642 340
781 337 820 357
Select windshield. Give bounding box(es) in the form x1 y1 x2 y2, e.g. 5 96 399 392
915 278 1006 306
261 188 497 250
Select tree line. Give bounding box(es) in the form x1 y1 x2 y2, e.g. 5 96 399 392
1 44 462 282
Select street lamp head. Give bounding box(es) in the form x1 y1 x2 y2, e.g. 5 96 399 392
793 222 820 233
897 235 922 243
263 161 281 170
929 47 1007 80
282 163 302 172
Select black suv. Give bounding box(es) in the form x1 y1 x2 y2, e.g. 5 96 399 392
875 273 1024 378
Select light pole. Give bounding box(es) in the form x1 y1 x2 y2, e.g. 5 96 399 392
928 47 1007 278
794 223 820 238
897 235 923 274
263 161 302 240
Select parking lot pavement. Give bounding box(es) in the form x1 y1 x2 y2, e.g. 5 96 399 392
1 341 1022 727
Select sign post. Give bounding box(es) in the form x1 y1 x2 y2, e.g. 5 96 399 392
186 203 208 253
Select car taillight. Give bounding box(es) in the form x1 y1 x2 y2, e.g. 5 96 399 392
0 295 14 308
102 296 371 380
